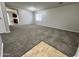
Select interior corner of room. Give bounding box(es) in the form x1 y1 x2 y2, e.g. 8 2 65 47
0 2 79 57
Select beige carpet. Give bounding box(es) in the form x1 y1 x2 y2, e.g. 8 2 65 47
22 41 67 57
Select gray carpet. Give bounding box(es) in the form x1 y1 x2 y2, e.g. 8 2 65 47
1 24 79 57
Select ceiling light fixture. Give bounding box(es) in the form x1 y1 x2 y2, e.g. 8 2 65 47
27 7 39 11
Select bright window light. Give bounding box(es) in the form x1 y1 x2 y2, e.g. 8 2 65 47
27 7 39 11
36 14 42 21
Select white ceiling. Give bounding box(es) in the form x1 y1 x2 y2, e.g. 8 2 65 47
5 2 76 11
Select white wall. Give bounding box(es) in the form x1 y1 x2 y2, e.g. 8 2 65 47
7 12 13 25
18 9 33 25
36 3 79 33
0 2 9 57
0 2 10 33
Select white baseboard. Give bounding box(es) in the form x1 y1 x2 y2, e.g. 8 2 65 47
37 24 79 33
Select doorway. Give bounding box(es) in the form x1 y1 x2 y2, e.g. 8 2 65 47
6 8 19 25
